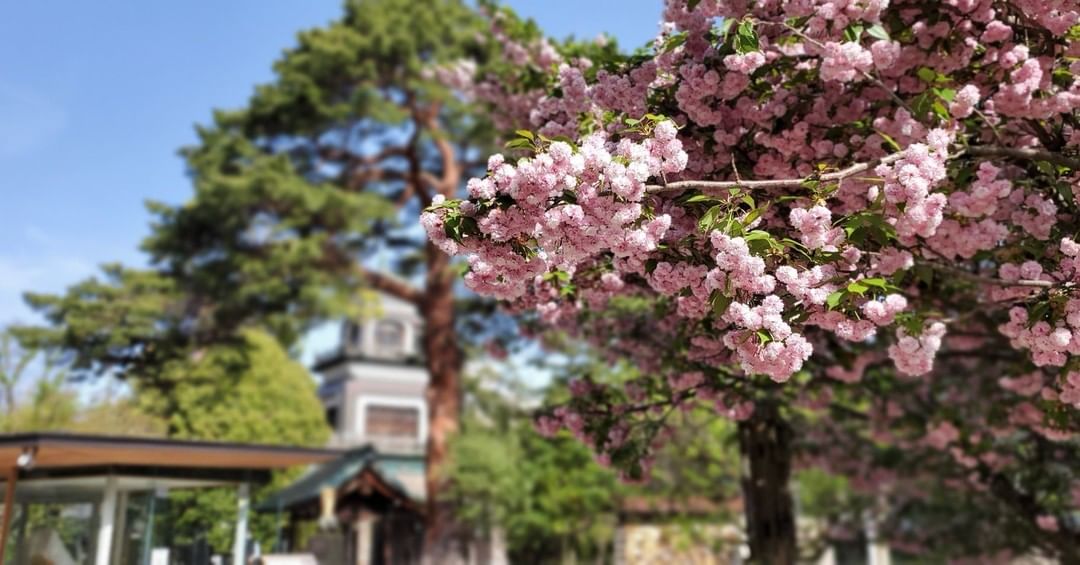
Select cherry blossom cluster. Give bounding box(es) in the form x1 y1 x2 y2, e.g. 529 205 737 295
428 0 1080 551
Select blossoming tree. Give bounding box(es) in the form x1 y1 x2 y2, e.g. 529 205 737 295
426 1 1080 562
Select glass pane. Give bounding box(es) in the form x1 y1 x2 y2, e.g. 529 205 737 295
10 499 97 564
115 491 170 565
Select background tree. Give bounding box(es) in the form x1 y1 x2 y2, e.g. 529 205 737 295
13 0 589 556
134 0 606 554
446 368 621 563
0 329 34 416
0 326 164 435
448 356 745 563
17 268 329 552
161 329 329 553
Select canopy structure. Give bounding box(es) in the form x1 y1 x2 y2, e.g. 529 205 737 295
0 432 338 475
0 432 340 565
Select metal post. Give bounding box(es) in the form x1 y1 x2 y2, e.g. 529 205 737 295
232 482 250 565
0 470 18 563
95 474 119 565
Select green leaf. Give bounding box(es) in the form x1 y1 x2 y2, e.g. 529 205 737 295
742 206 764 227
515 129 534 141
734 20 759 54
910 92 934 120
847 281 869 295
698 204 724 232
934 87 957 102
711 292 733 318
1057 182 1075 204
826 290 845 310
687 0 702 10
861 278 889 289
866 24 890 41
931 100 950 120
660 32 688 53
1028 301 1051 328
843 24 864 42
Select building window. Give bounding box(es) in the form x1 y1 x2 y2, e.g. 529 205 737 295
365 405 420 439
348 322 363 347
375 320 405 353
325 406 340 431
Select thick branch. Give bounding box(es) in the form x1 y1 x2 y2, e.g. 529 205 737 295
426 126 459 196
966 145 1080 170
923 261 1057 288
356 266 423 305
646 144 1079 194
645 152 905 193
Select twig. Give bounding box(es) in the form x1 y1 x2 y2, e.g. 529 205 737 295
770 20 913 114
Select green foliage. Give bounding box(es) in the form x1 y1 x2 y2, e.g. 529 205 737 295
446 373 620 563
158 329 330 553
0 327 166 435
144 127 394 347
130 0 518 357
449 359 744 562
17 266 184 381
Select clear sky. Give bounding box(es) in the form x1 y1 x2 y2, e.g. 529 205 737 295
0 1 662 365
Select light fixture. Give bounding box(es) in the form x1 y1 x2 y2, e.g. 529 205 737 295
16 446 36 470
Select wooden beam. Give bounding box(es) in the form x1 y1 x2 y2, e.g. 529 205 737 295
0 468 17 563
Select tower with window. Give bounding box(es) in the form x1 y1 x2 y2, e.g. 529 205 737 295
313 292 428 456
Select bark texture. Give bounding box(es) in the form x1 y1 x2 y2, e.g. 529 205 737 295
420 243 465 563
737 402 797 565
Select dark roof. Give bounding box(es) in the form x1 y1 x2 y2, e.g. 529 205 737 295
259 445 423 511
0 432 341 475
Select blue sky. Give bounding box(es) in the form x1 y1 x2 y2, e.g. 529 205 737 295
0 1 661 365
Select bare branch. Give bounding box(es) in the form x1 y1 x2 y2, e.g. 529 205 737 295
646 144 1079 194
645 152 905 193
966 145 1080 170
923 261 1058 289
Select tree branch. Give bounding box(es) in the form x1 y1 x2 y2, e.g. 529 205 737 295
965 145 1080 170
321 144 408 168
646 144 1079 194
922 261 1057 288
356 266 423 305
645 152 905 193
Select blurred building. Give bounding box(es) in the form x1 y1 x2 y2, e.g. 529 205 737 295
314 293 428 460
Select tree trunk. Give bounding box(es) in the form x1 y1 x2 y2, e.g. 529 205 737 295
737 401 797 565
421 242 465 562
